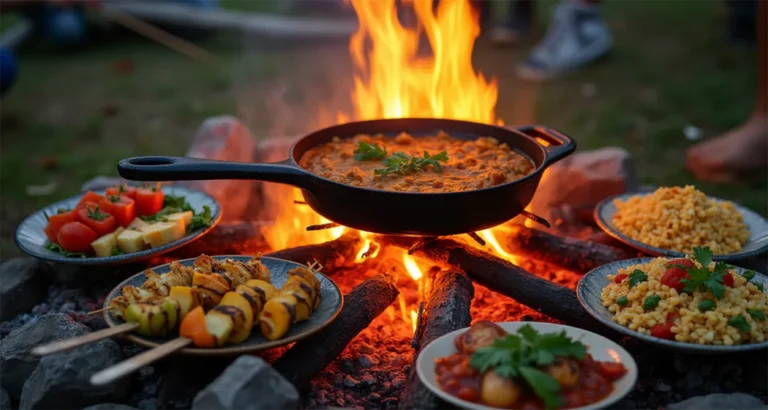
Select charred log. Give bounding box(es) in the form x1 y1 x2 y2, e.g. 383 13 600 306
400 268 474 410
407 239 617 337
268 232 363 271
504 225 635 273
273 273 399 390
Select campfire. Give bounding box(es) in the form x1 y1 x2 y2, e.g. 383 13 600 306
178 0 636 407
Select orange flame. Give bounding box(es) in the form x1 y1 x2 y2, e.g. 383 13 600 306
348 0 498 123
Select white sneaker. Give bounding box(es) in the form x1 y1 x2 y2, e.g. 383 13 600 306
516 1 612 80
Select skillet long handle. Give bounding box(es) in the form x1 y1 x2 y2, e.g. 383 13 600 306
117 156 313 189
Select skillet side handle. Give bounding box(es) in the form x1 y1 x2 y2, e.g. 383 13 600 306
516 125 577 165
117 156 314 190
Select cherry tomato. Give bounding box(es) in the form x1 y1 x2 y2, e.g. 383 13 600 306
135 188 164 216
105 185 137 199
44 209 77 243
661 267 691 293
76 204 116 236
100 195 135 227
666 311 679 322
722 272 734 287
650 322 675 340
56 222 99 253
76 191 105 208
666 258 695 269
614 273 628 283
597 361 628 381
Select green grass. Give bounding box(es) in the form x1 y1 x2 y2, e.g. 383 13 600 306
1 0 765 259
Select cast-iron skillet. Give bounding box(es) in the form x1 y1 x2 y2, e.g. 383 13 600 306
118 118 576 236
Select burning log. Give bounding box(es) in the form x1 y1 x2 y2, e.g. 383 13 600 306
400 268 474 410
273 273 399 389
267 232 363 271
406 239 617 337
503 225 635 273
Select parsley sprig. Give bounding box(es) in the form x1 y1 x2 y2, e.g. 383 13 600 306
353 141 387 161
374 151 448 177
679 247 730 299
469 325 586 409
629 269 648 288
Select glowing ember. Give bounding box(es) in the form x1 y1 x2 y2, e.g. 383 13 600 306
347 0 498 123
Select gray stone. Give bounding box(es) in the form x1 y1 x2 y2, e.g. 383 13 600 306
82 404 139 410
192 356 298 410
0 388 10 410
0 313 89 400
668 393 767 410
182 116 256 222
19 339 127 410
526 147 638 228
0 258 52 321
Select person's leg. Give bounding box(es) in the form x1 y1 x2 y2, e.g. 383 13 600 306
516 0 611 80
0 47 17 96
685 0 767 183
489 0 534 46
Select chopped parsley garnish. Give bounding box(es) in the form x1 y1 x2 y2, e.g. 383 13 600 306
758 283 764 293
469 325 586 409
628 269 648 288
643 294 661 311
748 309 766 321
374 150 448 177
679 247 730 299
45 242 87 258
698 300 716 312
728 314 750 332
353 141 387 161
111 246 124 256
616 296 628 306
742 270 756 282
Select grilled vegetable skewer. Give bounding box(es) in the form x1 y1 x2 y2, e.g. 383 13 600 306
180 279 277 347
123 286 201 337
259 267 322 341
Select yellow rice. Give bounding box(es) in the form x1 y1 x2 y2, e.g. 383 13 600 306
611 186 749 254
601 258 768 345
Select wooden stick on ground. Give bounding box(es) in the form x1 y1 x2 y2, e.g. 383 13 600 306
273 273 399 389
104 8 218 64
406 239 618 337
400 268 474 410
504 225 635 273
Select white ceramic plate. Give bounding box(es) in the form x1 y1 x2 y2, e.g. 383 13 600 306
595 192 768 262
416 322 638 410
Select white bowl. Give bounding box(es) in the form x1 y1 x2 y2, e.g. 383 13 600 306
416 321 638 410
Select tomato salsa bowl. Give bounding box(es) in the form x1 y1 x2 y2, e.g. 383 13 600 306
416 321 638 410
15 185 221 266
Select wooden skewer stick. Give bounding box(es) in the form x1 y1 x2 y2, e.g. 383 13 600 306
91 337 192 386
103 8 217 64
32 323 139 356
88 308 108 316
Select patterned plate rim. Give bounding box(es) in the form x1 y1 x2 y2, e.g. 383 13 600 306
103 255 344 356
594 193 768 261
14 186 222 266
577 257 768 353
